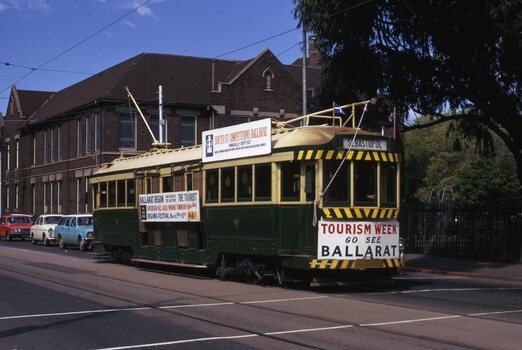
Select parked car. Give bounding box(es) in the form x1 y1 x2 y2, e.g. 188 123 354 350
54 214 94 251
30 214 63 246
0 214 33 241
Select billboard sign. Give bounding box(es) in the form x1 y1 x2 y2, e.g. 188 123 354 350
202 118 271 163
139 191 200 222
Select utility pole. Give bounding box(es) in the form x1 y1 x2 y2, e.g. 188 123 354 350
302 26 307 117
158 85 164 144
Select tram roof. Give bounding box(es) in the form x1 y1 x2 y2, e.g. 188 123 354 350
92 125 379 176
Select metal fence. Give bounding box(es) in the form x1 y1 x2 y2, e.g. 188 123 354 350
400 199 522 262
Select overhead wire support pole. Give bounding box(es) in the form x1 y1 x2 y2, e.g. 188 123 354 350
125 86 160 146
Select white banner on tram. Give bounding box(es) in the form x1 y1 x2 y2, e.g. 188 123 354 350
318 219 400 260
139 191 200 222
202 118 271 163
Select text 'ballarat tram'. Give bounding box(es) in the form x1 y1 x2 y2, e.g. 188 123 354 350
89 99 404 285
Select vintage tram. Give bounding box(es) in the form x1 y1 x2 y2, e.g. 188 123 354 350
89 99 404 284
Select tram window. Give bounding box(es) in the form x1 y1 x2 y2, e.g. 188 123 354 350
127 180 136 206
323 160 349 204
173 173 184 191
354 162 377 206
192 171 203 193
305 164 316 201
281 161 300 201
206 170 218 202
255 163 271 201
145 178 152 194
221 167 235 202
162 176 172 193
93 185 99 209
117 180 125 206
238 165 252 201
100 182 107 207
381 163 397 207
186 173 193 191
108 181 116 207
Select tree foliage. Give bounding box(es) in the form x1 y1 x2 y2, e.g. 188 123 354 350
294 0 522 187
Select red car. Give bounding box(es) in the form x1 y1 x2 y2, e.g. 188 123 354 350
0 214 33 241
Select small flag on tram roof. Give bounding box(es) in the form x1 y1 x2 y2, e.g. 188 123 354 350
334 102 346 116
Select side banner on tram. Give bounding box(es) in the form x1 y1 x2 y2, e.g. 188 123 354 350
139 191 200 222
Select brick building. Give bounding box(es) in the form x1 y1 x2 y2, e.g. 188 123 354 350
1 48 320 215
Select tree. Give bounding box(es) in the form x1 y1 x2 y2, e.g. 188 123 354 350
294 0 522 187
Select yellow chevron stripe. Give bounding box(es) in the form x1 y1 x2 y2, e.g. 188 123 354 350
326 150 335 159
304 150 313 160
372 152 380 161
353 208 363 218
330 260 339 269
371 209 379 219
355 151 364 160
319 260 329 269
394 153 399 162
333 208 343 218
297 150 304 160
363 208 372 218
364 152 372 161
315 150 324 159
345 150 354 160
336 150 345 160
323 208 332 219
343 208 353 219
380 152 388 162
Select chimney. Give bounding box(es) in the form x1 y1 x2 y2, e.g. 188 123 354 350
308 35 321 67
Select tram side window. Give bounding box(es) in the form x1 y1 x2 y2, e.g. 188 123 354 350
100 182 107 208
173 173 184 191
281 161 300 201
323 160 349 204
354 162 377 206
108 181 116 207
117 180 125 206
305 164 316 201
238 165 252 201
381 163 397 207
162 176 172 193
206 170 218 203
186 173 193 191
255 163 271 201
221 167 235 202
127 179 136 206
93 185 99 209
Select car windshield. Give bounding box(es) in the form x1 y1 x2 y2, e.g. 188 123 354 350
7 216 32 224
44 216 62 225
77 217 93 226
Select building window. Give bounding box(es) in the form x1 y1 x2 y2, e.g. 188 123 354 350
6 143 10 170
32 135 36 165
50 182 54 213
43 130 48 163
43 182 47 213
233 116 250 125
180 115 196 146
86 115 92 153
263 69 274 90
50 129 54 161
95 113 102 151
57 181 62 213
119 111 136 149
150 113 159 141
57 126 62 159
77 118 83 155
15 140 19 169
32 184 36 214
76 178 81 213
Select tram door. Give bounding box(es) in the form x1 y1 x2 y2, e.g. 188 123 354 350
137 175 165 261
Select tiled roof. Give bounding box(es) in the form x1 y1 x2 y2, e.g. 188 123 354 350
26 50 321 125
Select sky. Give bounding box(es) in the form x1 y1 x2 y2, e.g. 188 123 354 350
0 0 305 114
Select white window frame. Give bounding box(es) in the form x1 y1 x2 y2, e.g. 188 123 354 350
95 113 101 151
57 181 62 213
85 115 91 154
44 130 48 163
50 128 54 161
43 182 48 214
50 181 54 213
76 178 81 213
180 114 197 147
6 143 10 170
57 125 62 159
118 111 137 149
77 119 82 155
15 140 19 169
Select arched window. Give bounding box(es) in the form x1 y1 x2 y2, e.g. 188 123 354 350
262 68 274 91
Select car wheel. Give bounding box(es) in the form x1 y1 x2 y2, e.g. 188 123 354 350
32 235 37 245
43 234 49 246
79 238 85 251
59 237 66 249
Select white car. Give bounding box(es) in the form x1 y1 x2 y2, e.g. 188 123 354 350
30 215 63 246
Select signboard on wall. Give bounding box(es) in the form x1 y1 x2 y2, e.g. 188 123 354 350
317 220 400 260
139 191 200 222
202 118 271 163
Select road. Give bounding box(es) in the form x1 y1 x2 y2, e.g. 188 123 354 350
0 240 521 350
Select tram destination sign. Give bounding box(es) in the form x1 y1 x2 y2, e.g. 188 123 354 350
202 118 271 163
343 137 387 151
139 191 200 222
318 219 400 260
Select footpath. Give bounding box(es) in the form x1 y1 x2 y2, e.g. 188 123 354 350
401 253 522 283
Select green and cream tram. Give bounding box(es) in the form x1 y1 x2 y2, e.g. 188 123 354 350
90 99 404 284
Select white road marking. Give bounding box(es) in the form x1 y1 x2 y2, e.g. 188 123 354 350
393 276 466 280
240 296 327 304
362 287 522 295
93 309 522 350
0 307 151 320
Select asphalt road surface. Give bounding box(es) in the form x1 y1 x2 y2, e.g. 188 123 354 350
0 240 521 349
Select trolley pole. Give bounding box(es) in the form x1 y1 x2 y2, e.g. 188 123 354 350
302 26 307 117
